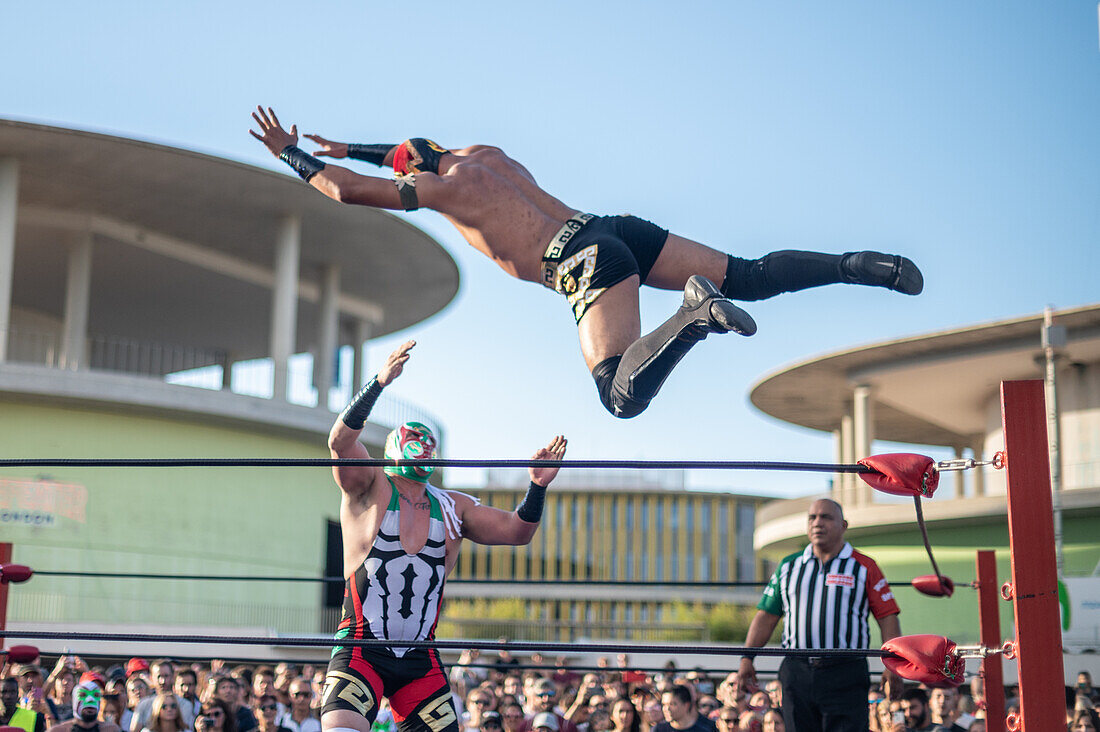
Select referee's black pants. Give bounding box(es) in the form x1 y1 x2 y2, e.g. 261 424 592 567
778 656 870 732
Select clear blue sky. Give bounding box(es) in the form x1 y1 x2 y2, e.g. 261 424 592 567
3 1 1098 497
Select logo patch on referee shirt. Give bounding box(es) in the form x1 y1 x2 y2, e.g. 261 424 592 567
826 573 855 588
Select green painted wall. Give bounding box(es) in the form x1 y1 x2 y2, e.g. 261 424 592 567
1 399 339 632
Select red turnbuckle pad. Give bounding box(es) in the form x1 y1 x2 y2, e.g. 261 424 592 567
881 634 965 688
5 645 40 663
912 574 955 597
857 453 939 497
0 564 33 584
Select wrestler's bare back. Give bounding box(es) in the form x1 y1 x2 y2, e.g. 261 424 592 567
430 147 580 283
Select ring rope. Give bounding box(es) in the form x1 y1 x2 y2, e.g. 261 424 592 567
912 495 947 589
0 457 877 472
0 630 897 660
31 570 767 586
27 569 973 588
49 651 774 673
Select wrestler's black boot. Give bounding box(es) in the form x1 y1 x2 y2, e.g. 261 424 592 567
721 250 923 300
840 251 924 295
600 276 755 418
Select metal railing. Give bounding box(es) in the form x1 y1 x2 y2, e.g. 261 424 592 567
3 327 443 440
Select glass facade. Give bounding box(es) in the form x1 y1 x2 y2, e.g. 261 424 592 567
446 484 764 639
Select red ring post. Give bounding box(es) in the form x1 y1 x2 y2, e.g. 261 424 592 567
975 550 1005 731
1001 380 1064 728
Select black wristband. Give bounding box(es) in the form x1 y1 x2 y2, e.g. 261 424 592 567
516 481 547 523
741 654 756 662
347 143 397 166
279 145 326 181
340 378 383 429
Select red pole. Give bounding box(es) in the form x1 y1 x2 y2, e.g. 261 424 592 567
1000 380 1064 730
975 550 1005 730
0 542 11 653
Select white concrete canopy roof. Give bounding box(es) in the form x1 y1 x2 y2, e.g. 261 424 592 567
0 118 459 359
750 303 1100 446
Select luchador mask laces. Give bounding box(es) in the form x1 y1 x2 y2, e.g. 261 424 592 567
383 421 437 483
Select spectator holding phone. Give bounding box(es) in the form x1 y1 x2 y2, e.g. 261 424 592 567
196 700 236 732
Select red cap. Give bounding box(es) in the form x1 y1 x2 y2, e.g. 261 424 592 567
80 671 107 689
126 657 150 676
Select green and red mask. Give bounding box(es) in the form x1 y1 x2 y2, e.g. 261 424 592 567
383 421 437 483
73 681 102 722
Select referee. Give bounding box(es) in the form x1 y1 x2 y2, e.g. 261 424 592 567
738 498 901 731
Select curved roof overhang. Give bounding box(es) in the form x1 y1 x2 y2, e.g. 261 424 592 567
0 118 459 358
750 304 1100 446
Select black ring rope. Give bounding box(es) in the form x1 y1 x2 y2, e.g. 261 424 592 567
1 631 896 660
912 495 949 592
27 570 971 588
49 651 771 677
0 457 876 472
30 570 766 586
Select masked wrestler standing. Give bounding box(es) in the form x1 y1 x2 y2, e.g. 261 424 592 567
320 340 565 732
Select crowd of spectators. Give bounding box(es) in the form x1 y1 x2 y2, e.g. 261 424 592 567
2 649 1098 732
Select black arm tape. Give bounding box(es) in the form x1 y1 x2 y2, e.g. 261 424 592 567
516 481 547 523
279 145 326 182
347 143 397 166
340 378 383 429
395 174 419 211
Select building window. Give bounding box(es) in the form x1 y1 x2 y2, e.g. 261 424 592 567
736 503 756 581
719 504 730 581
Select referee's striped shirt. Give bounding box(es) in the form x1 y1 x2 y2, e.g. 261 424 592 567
758 542 900 650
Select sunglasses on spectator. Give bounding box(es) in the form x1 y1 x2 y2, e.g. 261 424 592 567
292 692 311 698
536 691 554 698
471 699 490 705
719 718 737 724
162 704 178 710
260 705 278 711
203 710 224 717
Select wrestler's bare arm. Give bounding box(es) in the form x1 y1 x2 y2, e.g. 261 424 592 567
250 107 449 211
327 340 416 501
457 435 567 545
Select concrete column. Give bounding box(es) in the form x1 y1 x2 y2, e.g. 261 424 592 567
852 385 874 505
840 413 855 505
0 159 18 363
270 216 301 402
832 428 844 501
221 354 234 390
314 263 340 410
60 231 93 370
971 442 986 497
352 320 374 389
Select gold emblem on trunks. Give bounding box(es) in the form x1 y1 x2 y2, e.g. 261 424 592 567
556 244 606 320
322 670 376 716
418 692 458 732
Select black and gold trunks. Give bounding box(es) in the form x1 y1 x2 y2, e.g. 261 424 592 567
540 213 670 322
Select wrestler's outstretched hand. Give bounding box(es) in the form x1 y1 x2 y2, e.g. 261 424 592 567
303 134 349 159
249 106 298 156
377 340 415 387
529 435 568 487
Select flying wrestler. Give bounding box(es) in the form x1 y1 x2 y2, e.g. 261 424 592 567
321 339 566 732
250 107 923 418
